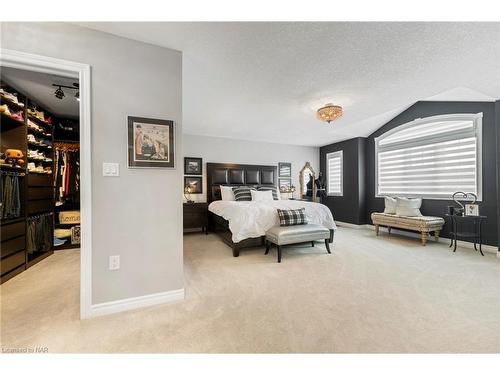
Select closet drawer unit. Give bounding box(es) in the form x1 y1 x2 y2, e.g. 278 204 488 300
28 174 53 187
1 250 26 275
27 199 53 215
0 236 25 259
1 220 25 242
28 186 54 200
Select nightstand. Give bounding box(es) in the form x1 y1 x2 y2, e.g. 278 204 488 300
183 202 208 234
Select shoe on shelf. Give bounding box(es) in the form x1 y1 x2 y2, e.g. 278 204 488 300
27 162 36 171
0 104 10 115
10 110 24 122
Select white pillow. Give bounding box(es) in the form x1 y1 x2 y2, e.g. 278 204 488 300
251 189 274 202
220 185 235 201
383 197 397 214
395 197 422 217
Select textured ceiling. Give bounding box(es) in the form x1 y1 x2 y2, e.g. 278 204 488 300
79 22 500 146
1 67 79 117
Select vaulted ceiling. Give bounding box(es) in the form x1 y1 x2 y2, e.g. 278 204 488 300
80 22 500 146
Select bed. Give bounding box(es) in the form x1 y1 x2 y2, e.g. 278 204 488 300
206 163 336 256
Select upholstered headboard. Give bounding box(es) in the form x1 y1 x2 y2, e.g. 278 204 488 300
206 163 277 203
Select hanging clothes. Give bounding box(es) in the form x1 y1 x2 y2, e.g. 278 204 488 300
53 143 79 206
27 213 53 254
1 171 22 219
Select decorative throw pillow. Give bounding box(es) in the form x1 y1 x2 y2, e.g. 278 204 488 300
277 208 307 226
395 197 423 217
257 186 280 200
220 185 235 201
383 197 397 214
232 186 253 201
251 189 274 202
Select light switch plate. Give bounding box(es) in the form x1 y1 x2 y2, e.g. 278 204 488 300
109 255 120 270
103 162 119 177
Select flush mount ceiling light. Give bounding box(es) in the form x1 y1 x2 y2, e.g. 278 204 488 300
52 83 79 101
317 103 343 123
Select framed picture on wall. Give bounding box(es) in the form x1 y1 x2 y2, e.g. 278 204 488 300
184 157 202 175
184 176 203 194
279 162 292 177
128 116 175 168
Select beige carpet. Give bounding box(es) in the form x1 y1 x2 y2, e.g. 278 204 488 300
1 227 499 353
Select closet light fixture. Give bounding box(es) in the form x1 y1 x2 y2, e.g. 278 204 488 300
54 86 65 99
52 83 79 101
317 103 343 123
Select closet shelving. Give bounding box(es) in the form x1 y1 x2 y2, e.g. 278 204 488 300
1 80 55 283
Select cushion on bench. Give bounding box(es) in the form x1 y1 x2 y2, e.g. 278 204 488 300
266 223 330 245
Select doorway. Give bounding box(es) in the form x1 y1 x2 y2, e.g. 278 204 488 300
0 49 92 319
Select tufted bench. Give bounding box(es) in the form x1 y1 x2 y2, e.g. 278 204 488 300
265 224 331 263
371 212 445 246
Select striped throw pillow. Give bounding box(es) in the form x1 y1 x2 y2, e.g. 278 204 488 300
257 186 279 200
232 186 253 201
277 208 307 226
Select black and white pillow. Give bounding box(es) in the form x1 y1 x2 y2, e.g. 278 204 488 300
277 208 307 226
232 186 253 201
257 186 279 200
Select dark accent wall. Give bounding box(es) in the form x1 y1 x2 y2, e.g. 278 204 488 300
496 101 500 250
321 101 499 248
320 137 366 224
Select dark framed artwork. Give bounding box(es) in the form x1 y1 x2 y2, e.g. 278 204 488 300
128 116 175 168
278 162 292 177
184 176 203 194
184 157 202 175
279 178 292 190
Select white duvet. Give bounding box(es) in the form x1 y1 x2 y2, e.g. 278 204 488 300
209 200 337 243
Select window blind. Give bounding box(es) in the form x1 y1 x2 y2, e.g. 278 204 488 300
327 151 343 196
376 115 482 200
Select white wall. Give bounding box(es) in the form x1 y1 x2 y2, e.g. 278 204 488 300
1 23 183 305
183 134 319 201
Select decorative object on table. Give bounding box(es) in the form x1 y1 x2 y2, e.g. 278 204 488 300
184 176 202 195
446 214 487 256
184 185 194 203
279 181 295 200
184 157 202 175
4 149 25 168
127 116 175 168
299 162 316 201
465 204 480 216
451 191 477 216
278 162 291 178
316 103 343 123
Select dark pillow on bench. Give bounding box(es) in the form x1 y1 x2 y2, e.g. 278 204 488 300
277 208 307 226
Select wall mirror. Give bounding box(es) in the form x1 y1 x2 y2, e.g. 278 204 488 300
299 162 316 201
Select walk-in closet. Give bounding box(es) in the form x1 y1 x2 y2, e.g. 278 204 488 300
1 68 80 283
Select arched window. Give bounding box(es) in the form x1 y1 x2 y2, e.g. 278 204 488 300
375 113 482 200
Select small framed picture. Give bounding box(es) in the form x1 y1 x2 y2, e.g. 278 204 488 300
465 204 479 216
184 157 202 175
279 162 292 177
279 178 291 190
128 116 175 168
184 176 203 194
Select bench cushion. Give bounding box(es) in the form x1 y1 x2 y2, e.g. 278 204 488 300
371 212 444 232
266 223 330 245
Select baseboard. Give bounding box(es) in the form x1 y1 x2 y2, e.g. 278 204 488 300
335 221 367 229
364 224 498 254
89 288 185 318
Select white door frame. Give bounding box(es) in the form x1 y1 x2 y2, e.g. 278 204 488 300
0 48 93 319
